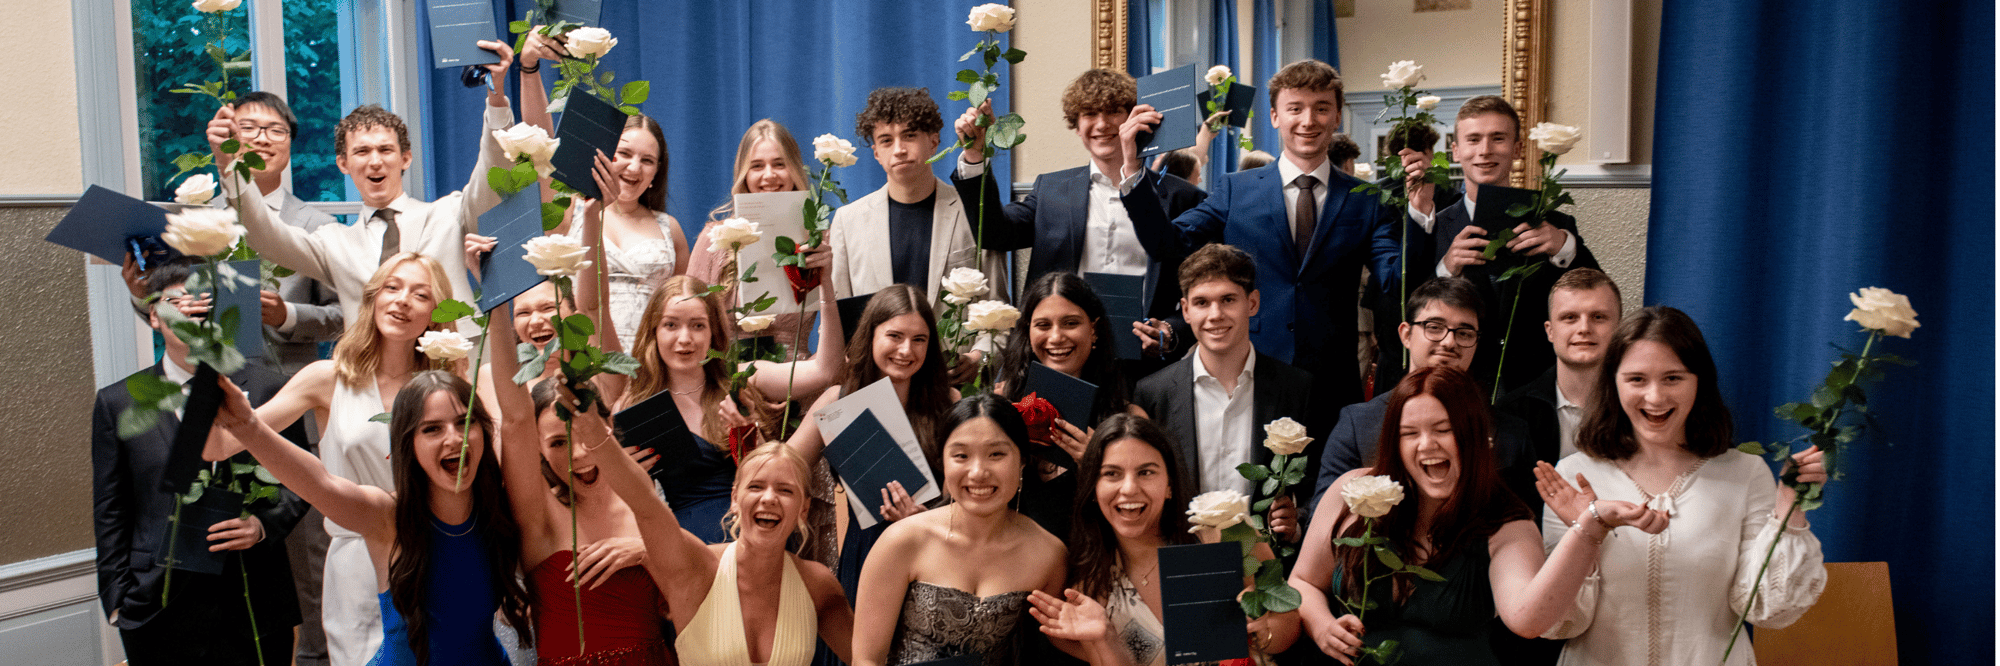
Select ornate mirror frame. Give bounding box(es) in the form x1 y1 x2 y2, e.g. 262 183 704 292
1090 0 1550 183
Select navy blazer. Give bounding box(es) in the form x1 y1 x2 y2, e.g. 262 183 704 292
92 364 308 631
1125 162 1399 405
954 165 1206 323
1425 199 1599 395
1131 351 1322 505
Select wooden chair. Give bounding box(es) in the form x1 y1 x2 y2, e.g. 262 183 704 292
1752 561 1897 665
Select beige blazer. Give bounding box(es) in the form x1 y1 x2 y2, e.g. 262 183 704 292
827 176 1010 309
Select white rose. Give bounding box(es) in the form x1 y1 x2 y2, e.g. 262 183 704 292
1528 122 1583 156
493 123 560 176
521 235 592 277
708 217 763 252
737 314 776 333
1263 417 1312 456
966 3 1017 32
161 207 243 257
812 134 859 168
1185 490 1252 532
191 0 241 13
565 27 618 59
1381 60 1424 89
1353 162 1376 180
1341 475 1405 519
1416 95 1442 111
965 300 1020 332
1205 65 1233 88
940 267 989 306
174 173 217 206
416 330 474 362
1844 287 1920 339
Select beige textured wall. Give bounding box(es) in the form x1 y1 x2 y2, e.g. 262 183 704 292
0 7 82 194
1010 0 1095 181
1571 188 1650 310
1547 0 1661 164
1337 1 1504 88
0 205 98 563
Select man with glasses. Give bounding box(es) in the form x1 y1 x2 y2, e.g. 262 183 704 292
1309 276 1529 510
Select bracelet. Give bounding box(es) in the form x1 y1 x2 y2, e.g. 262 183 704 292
1587 500 1616 540
520 64 541 75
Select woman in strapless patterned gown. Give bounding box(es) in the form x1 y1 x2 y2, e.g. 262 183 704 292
849 394 1068 666
234 254 465 666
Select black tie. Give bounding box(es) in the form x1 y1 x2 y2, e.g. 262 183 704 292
1292 174 1319 260
374 208 400 265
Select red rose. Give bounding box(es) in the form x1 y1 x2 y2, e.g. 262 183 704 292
725 423 761 464
1013 393 1059 445
783 265 822 304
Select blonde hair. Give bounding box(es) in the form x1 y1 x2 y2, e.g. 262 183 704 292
333 252 455 388
707 119 810 222
721 442 817 546
627 275 733 444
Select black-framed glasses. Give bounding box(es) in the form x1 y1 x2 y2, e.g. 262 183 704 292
236 123 292 140
1412 319 1478 347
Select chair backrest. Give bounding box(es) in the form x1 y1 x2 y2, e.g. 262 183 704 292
1752 561 1897 665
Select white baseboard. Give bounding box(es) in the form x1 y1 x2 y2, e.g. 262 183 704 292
0 549 118 666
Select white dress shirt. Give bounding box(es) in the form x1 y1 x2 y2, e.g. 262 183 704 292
1276 155 1334 243
1555 380 1583 460
958 158 1148 277
1191 348 1257 496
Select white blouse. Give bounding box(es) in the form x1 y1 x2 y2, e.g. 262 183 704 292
1540 450 1827 666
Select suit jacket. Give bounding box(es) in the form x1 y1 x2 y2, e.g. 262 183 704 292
234 105 515 338
1309 385 1535 514
1495 366 1563 520
828 176 1011 310
92 364 309 631
1421 199 1599 395
1125 162 1399 407
263 190 343 376
1131 351 1320 505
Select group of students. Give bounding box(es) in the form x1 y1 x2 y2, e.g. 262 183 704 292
90 31 1830 666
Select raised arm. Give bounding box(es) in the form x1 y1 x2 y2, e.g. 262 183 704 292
207 361 333 461
576 153 631 405
782 389 841 469
848 523 920 666
459 40 520 232
1290 469 1369 663
745 284 845 398
487 300 556 544
590 385 720 624
212 374 395 541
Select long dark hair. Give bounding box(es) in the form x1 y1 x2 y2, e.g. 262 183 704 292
844 285 955 465
1066 414 1195 600
996 272 1131 424
1575 306 1734 460
386 371 532 664
1335 366 1528 605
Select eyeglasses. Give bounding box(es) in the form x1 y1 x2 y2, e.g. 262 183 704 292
1411 320 1479 347
236 123 292 140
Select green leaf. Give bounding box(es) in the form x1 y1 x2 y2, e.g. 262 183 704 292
988 113 1028 149
252 465 279 485
488 167 521 195
117 406 162 439
1505 203 1532 217
509 19 529 33
1237 589 1267 619
1285 454 1309 477
1480 228 1519 260
620 80 649 105
1263 581 1302 613
956 68 981 83
541 201 568 231
1238 462 1271 481
1002 48 1027 64
1736 441 1767 456
947 90 969 101
1218 522 1259 545
968 80 993 108
960 44 981 62
1251 497 1272 513
240 151 266 171
368 412 392 423
219 138 241 154
432 299 475 323
1331 537 1368 548
774 236 798 255
1404 563 1445 582
1261 477 1280 496
1374 545 1405 570
600 351 641 377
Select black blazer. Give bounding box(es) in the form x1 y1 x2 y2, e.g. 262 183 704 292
92 363 308 631
1495 367 1565 519
1420 199 1599 395
1131 351 1321 505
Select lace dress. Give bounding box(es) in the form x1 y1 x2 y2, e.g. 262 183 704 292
567 209 678 352
886 581 1031 666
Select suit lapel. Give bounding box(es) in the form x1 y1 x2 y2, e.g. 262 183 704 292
1248 355 1281 468
1170 358 1202 475
1306 181 1355 271
927 178 960 298
858 191 894 292
1056 169 1089 269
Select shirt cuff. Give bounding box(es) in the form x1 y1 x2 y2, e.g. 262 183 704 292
274 302 299 334
956 156 988 179
1435 258 1454 279
483 104 514 130
1550 230 1578 268
1117 169 1144 196
1407 204 1436 233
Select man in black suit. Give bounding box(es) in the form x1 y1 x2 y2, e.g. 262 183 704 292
1496 268 1624 506
93 260 309 665
951 69 1208 369
1131 244 1316 543
1404 95 1599 395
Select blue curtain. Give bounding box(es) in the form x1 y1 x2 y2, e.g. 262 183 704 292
418 0 1008 244
1249 0 1277 157
1126 0 1151 78
1205 0 1238 184
1311 0 1338 72
1650 1 1992 662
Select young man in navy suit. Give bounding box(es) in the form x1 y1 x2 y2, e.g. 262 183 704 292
949 69 1208 366
1119 59 1400 414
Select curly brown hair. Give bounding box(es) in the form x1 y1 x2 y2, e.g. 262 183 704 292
1266 59 1344 109
854 87 943 144
1061 69 1137 129
334 104 411 156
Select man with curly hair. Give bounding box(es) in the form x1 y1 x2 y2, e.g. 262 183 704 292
828 86 1009 381
950 69 1207 366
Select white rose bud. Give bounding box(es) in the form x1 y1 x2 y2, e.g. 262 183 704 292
812 134 859 168
1341 475 1405 519
940 267 989 306
1205 65 1233 88
174 173 218 206
416 330 474 362
1263 417 1312 456
1381 60 1424 89
1185 490 1252 532
965 300 1020 332
1528 122 1584 156
966 3 1017 32
521 235 592 278
737 314 776 333
493 123 561 176
1844 287 1920 339
708 217 763 253
1353 163 1376 180
191 0 241 13
1416 95 1442 111
161 207 243 257
565 27 618 59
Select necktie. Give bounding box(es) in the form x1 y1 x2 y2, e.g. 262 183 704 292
1292 174 1319 260
374 208 401 265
